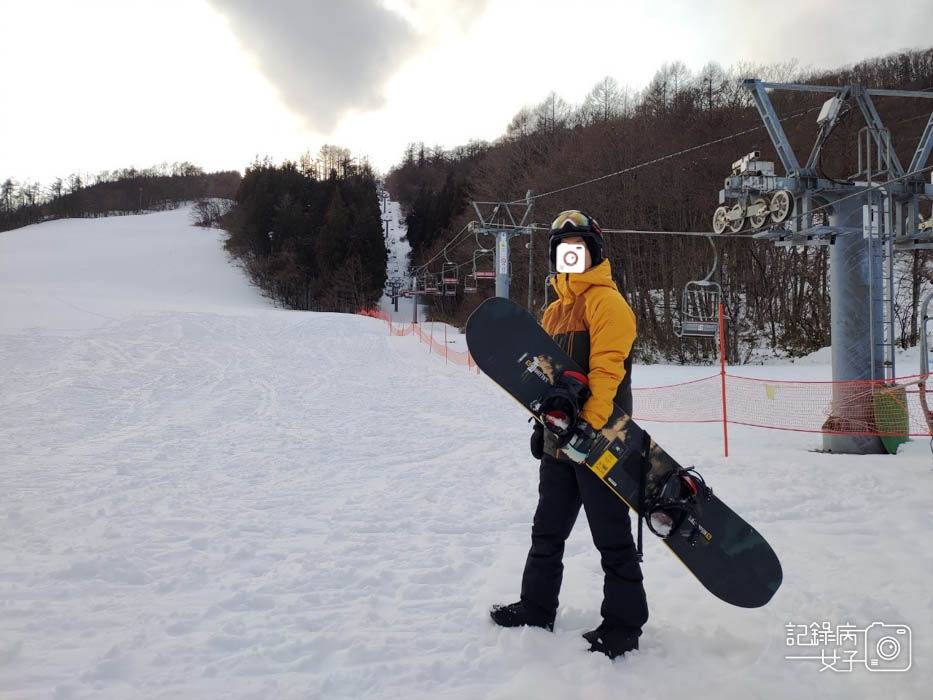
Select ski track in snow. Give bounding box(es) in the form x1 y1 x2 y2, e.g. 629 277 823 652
0 206 931 699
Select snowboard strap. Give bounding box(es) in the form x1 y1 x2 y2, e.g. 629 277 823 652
635 431 651 562
532 370 591 448
643 466 713 546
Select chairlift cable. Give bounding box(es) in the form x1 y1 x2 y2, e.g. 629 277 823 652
510 105 823 205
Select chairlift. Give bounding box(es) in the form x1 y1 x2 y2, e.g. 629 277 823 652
464 273 478 294
441 260 458 296
677 281 722 338
424 273 440 295
473 249 495 280
675 237 722 340
542 273 553 308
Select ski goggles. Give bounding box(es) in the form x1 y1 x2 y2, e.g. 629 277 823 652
550 210 600 234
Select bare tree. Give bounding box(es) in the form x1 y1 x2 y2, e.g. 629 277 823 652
506 106 534 139
581 75 624 124
668 61 691 97
298 150 315 177
15 181 35 208
697 61 728 111
533 91 571 134
1 179 14 212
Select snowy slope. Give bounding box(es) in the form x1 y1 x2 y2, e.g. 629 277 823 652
377 189 427 326
0 206 931 699
0 208 270 334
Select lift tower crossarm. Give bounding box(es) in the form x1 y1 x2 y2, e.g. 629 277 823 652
756 82 847 94
909 111 933 175
853 85 905 177
864 89 933 99
744 79 803 176
472 201 501 228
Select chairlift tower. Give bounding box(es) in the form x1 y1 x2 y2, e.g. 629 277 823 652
471 192 534 300
715 79 933 454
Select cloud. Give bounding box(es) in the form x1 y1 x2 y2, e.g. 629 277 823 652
208 0 421 133
709 0 933 72
386 0 492 34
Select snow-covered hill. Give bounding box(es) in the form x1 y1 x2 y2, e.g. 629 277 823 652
0 206 930 699
0 208 270 334
376 189 427 325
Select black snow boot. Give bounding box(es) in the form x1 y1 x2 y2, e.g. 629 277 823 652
490 601 554 631
583 623 639 659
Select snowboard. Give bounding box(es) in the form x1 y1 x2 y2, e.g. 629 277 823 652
466 296 782 608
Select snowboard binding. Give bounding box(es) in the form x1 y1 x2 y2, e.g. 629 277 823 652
643 467 713 546
530 370 591 448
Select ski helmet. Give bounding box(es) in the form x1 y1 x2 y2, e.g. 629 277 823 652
549 210 604 268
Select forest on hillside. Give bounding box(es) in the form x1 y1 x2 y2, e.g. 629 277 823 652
387 49 933 364
0 145 388 315
221 149 387 313
0 163 240 233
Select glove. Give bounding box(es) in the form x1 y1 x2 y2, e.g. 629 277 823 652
530 421 544 460
560 420 597 464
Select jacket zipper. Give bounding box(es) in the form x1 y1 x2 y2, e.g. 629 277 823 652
566 273 576 357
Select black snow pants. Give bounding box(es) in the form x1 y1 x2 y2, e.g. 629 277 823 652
519 453 648 635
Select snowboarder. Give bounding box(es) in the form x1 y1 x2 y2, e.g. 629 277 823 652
490 209 648 659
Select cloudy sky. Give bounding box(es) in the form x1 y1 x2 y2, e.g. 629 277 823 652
2 0 932 186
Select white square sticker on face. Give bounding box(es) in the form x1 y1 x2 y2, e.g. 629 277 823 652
556 242 586 273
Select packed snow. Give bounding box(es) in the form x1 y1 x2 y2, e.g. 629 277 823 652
1 204 930 699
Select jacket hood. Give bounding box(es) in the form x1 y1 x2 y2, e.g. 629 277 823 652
549 259 617 304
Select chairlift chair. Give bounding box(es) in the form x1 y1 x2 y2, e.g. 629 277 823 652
441 261 458 296
674 236 722 340
464 273 478 294
424 273 440 295
473 249 495 280
676 280 722 339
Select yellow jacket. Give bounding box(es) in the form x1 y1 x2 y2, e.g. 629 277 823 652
542 259 636 430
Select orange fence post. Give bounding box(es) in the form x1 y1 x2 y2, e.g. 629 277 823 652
719 302 729 458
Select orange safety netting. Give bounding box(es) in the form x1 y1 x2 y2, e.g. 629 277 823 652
358 309 932 437
634 373 931 437
359 309 480 372
630 374 723 424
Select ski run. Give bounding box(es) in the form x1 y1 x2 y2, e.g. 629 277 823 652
1 204 930 699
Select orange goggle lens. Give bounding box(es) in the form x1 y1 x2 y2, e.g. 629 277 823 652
551 210 590 231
